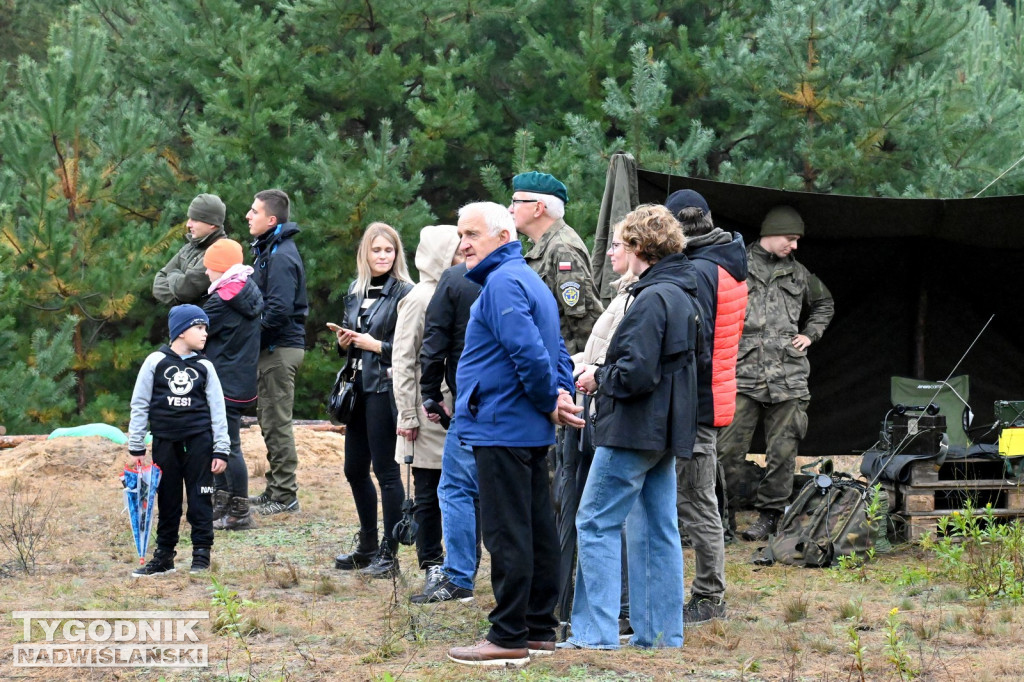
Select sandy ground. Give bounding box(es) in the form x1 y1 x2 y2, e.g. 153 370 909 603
0 429 1022 681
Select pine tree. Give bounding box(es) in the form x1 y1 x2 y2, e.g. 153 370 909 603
0 9 176 416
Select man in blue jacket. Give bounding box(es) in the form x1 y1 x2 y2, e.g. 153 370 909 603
245 189 308 516
446 202 583 668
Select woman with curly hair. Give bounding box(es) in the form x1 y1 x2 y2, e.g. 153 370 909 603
567 204 702 649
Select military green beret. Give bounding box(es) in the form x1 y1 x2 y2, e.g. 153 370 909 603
760 205 804 237
512 171 569 205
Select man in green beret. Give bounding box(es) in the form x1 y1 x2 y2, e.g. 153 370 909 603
153 193 228 306
717 205 834 542
510 171 603 355
510 171 603 633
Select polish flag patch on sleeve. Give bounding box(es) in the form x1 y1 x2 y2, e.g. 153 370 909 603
558 261 572 271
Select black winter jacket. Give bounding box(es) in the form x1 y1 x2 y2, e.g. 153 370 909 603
342 275 413 394
251 222 308 350
593 253 701 459
203 277 264 406
419 263 481 404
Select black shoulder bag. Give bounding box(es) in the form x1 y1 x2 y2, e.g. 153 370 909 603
327 352 356 426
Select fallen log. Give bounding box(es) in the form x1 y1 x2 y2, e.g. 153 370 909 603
0 435 49 449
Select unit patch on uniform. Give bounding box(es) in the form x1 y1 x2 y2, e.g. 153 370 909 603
560 281 581 307
558 261 573 271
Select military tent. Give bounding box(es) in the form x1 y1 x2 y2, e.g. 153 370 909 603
592 152 1024 455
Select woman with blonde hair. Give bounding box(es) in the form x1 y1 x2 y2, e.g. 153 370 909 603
333 222 413 578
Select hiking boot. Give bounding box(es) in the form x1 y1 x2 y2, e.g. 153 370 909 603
683 595 726 627
447 640 530 667
190 548 211 574
132 548 176 578
257 498 300 516
335 531 378 570
422 564 445 594
248 489 271 505
741 511 779 542
409 575 474 604
221 496 256 531
211 490 232 530
359 537 399 579
527 640 555 656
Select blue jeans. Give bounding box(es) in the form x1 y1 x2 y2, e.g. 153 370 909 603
570 446 684 649
438 420 479 591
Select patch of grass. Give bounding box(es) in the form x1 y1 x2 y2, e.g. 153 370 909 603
942 610 965 631
912 615 936 640
782 594 809 623
312 573 338 596
939 586 967 603
263 556 301 588
837 597 864 622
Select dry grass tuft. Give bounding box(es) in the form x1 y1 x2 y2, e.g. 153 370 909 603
782 594 809 623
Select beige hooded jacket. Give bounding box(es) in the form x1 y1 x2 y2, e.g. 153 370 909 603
572 273 638 373
392 225 461 468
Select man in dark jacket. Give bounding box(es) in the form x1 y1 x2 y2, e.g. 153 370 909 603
666 190 748 627
202 238 264 530
245 189 308 516
152 193 227 306
446 201 582 668
412 261 483 603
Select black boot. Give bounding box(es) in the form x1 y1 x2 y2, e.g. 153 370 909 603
222 497 256 531
132 547 176 578
334 531 378 570
190 547 211 573
212 490 232 531
741 510 780 542
359 537 399 579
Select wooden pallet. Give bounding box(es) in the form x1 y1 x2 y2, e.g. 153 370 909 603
892 509 1024 541
884 457 1024 540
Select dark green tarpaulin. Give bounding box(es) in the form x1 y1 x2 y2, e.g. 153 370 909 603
594 153 1024 455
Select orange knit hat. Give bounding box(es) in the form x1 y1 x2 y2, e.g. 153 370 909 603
203 238 244 272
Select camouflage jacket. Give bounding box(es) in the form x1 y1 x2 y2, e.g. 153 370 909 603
737 242 834 402
152 228 227 305
523 219 604 355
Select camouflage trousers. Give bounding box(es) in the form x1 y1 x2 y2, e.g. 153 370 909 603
717 394 809 515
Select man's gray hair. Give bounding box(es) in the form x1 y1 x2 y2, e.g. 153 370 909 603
459 202 515 237
517 191 565 220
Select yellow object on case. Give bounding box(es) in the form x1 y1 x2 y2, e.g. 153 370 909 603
998 427 1024 457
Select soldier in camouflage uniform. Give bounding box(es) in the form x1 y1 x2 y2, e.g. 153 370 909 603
717 205 834 542
510 171 603 631
510 171 603 354
153 194 228 306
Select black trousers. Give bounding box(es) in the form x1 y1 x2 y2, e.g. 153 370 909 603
344 389 404 541
152 430 214 552
412 466 443 569
214 403 249 497
475 445 559 648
